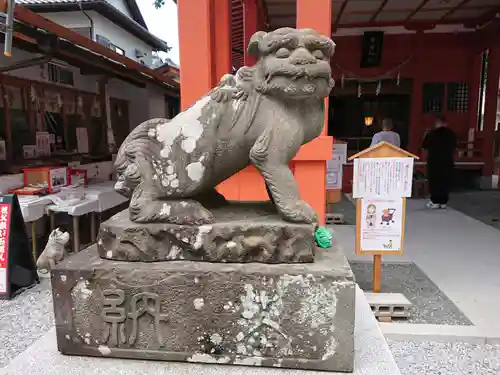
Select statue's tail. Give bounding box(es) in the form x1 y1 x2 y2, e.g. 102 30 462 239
114 119 165 197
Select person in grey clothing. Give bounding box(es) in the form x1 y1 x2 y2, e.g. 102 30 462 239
370 118 400 147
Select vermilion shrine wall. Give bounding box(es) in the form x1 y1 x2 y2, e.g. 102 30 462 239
331 32 480 146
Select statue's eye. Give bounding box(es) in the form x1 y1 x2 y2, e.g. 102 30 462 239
312 50 324 60
276 47 291 58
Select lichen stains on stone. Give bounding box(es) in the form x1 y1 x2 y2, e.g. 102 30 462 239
156 95 209 158
234 357 263 366
71 280 92 300
167 245 181 260
210 333 222 345
272 359 283 368
106 251 113 259
193 298 205 310
194 225 212 250
187 353 231 364
98 345 111 356
236 343 247 355
241 284 260 320
186 161 205 182
147 127 156 138
160 203 171 216
322 336 338 361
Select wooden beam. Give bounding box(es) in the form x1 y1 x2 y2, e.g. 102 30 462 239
333 0 349 31
405 0 432 22
370 0 389 23
13 6 177 88
438 0 473 22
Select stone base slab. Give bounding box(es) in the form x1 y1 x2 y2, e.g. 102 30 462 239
97 202 315 263
51 245 356 372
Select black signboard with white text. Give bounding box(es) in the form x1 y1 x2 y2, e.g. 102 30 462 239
0 194 38 300
360 31 384 68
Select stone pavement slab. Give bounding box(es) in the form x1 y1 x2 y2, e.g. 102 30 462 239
0 286 400 375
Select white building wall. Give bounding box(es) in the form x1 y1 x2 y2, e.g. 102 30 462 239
107 80 168 131
105 0 134 19
41 11 154 66
0 46 98 93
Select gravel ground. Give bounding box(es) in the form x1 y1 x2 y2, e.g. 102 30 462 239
448 191 500 231
0 278 54 367
350 262 472 326
388 340 500 375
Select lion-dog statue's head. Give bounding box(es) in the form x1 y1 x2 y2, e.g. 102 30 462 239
247 28 335 100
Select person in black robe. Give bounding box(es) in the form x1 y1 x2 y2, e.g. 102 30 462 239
422 115 457 209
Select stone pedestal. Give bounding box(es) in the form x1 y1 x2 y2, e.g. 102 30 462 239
51 244 356 372
98 203 315 263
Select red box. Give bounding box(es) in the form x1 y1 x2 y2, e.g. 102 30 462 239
69 169 88 186
22 166 69 194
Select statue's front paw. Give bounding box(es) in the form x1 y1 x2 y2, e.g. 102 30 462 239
281 200 318 224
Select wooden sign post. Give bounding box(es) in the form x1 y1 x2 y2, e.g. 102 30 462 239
349 142 418 293
0 194 38 300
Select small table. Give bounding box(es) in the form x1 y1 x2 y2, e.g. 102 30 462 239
82 181 128 240
19 196 54 262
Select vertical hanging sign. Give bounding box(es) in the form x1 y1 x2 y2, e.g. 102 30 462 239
0 202 12 295
0 194 38 300
360 31 384 68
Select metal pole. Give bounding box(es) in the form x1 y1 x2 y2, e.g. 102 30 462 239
4 0 15 57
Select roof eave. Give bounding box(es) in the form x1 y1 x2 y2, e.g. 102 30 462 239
23 2 171 52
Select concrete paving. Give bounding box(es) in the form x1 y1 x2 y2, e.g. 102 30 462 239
334 198 500 339
0 287 400 375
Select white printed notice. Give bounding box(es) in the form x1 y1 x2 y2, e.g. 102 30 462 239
360 198 403 252
353 157 414 199
326 155 343 189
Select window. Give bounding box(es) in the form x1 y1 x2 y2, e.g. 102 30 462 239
110 44 125 56
447 82 469 113
47 63 74 86
96 34 125 56
422 83 445 113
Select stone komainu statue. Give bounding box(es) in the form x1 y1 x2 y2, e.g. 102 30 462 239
114 28 335 225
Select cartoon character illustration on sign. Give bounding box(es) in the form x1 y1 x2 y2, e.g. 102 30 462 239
383 240 393 249
381 208 396 226
365 204 376 227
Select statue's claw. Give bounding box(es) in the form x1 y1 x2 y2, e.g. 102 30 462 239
280 200 318 224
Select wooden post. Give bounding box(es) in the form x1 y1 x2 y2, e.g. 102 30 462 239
178 0 214 110
213 0 231 81
482 47 500 181
243 0 258 67
350 142 418 293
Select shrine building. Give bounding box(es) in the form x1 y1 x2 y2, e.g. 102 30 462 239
178 0 500 224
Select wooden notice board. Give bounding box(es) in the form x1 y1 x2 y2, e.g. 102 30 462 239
349 142 418 292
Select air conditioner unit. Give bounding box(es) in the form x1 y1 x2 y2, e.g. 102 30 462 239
135 48 146 58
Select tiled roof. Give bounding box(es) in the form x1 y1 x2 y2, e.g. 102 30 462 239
16 0 147 28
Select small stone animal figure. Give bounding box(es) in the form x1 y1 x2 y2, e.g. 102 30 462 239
114 28 335 225
36 228 70 273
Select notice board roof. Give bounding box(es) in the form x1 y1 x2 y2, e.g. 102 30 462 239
348 142 419 161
